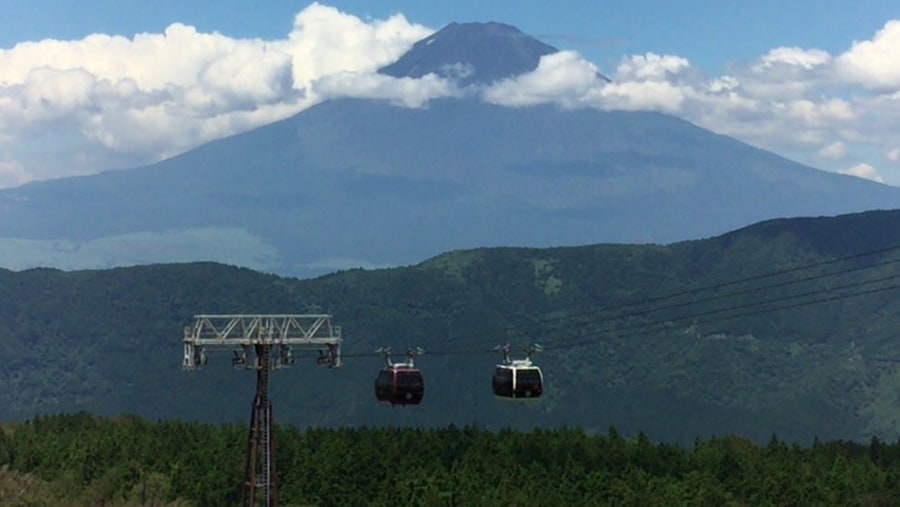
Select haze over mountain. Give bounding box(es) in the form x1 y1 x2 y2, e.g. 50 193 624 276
0 22 897 277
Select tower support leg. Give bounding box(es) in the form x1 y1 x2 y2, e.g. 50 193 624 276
242 344 277 507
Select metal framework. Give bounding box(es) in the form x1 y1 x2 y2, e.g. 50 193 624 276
377 346 423 369
183 314 342 507
495 342 542 367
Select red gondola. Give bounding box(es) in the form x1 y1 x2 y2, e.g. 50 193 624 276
374 348 425 406
492 344 544 401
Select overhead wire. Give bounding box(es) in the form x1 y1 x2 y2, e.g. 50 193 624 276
346 253 900 358
341 276 899 360
420 275 900 355
545 277 900 351
337 243 900 360
468 255 900 351
403 243 900 354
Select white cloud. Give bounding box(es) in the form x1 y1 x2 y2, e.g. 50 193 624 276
708 76 739 93
840 163 884 183
0 160 29 188
835 20 900 89
590 79 687 113
754 47 831 71
736 47 833 100
589 21 900 186
616 53 690 80
481 51 603 108
0 2 432 187
783 98 855 128
482 51 689 114
440 63 475 80
819 141 847 160
283 3 432 91
1 4 900 189
312 71 461 107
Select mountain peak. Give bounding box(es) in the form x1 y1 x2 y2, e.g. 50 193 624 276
379 21 558 85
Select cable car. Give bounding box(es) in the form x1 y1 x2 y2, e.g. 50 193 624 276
492 344 543 401
374 348 425 406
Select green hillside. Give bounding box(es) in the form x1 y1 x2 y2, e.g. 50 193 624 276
1 209 899 444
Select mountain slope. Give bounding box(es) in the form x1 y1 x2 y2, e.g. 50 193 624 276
0 23 898 276
1 210 899 444
379 21 558 85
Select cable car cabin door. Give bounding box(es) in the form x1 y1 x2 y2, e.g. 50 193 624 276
492 366 514 398
375 368 424 406
514 367 543 399
493 365 543 401
396 369 424 405
375 369 395 403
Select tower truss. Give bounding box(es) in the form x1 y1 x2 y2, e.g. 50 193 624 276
183 314 342 507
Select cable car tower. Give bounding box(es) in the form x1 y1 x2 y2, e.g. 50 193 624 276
183 314 342 507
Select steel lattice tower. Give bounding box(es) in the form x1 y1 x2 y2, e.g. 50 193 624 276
242 344 275 506
183 315 342 507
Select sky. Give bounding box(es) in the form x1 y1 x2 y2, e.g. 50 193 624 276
1 1 899 188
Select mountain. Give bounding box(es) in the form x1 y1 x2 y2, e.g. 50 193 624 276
379 21 559 85
1 210 899 444
0 22 898 277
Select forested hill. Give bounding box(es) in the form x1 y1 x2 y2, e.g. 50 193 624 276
2 413 899 506
1 209 899 444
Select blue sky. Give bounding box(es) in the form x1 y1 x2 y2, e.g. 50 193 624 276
1 1 899 186
3 0 895 72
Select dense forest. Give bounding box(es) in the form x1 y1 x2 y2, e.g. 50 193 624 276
0 210 899 444
1 412 900 506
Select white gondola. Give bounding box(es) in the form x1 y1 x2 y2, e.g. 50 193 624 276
492 344 544 401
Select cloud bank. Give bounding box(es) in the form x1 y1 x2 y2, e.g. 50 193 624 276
0 3 433 186
479 23 900 185
1 3 899 188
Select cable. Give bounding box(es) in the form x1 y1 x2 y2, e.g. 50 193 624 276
418 250 900 354
542 271 900 350
382 243 900 354
473 256 900 350
338 274 899 360
866 357 900 364
547 281 900 351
